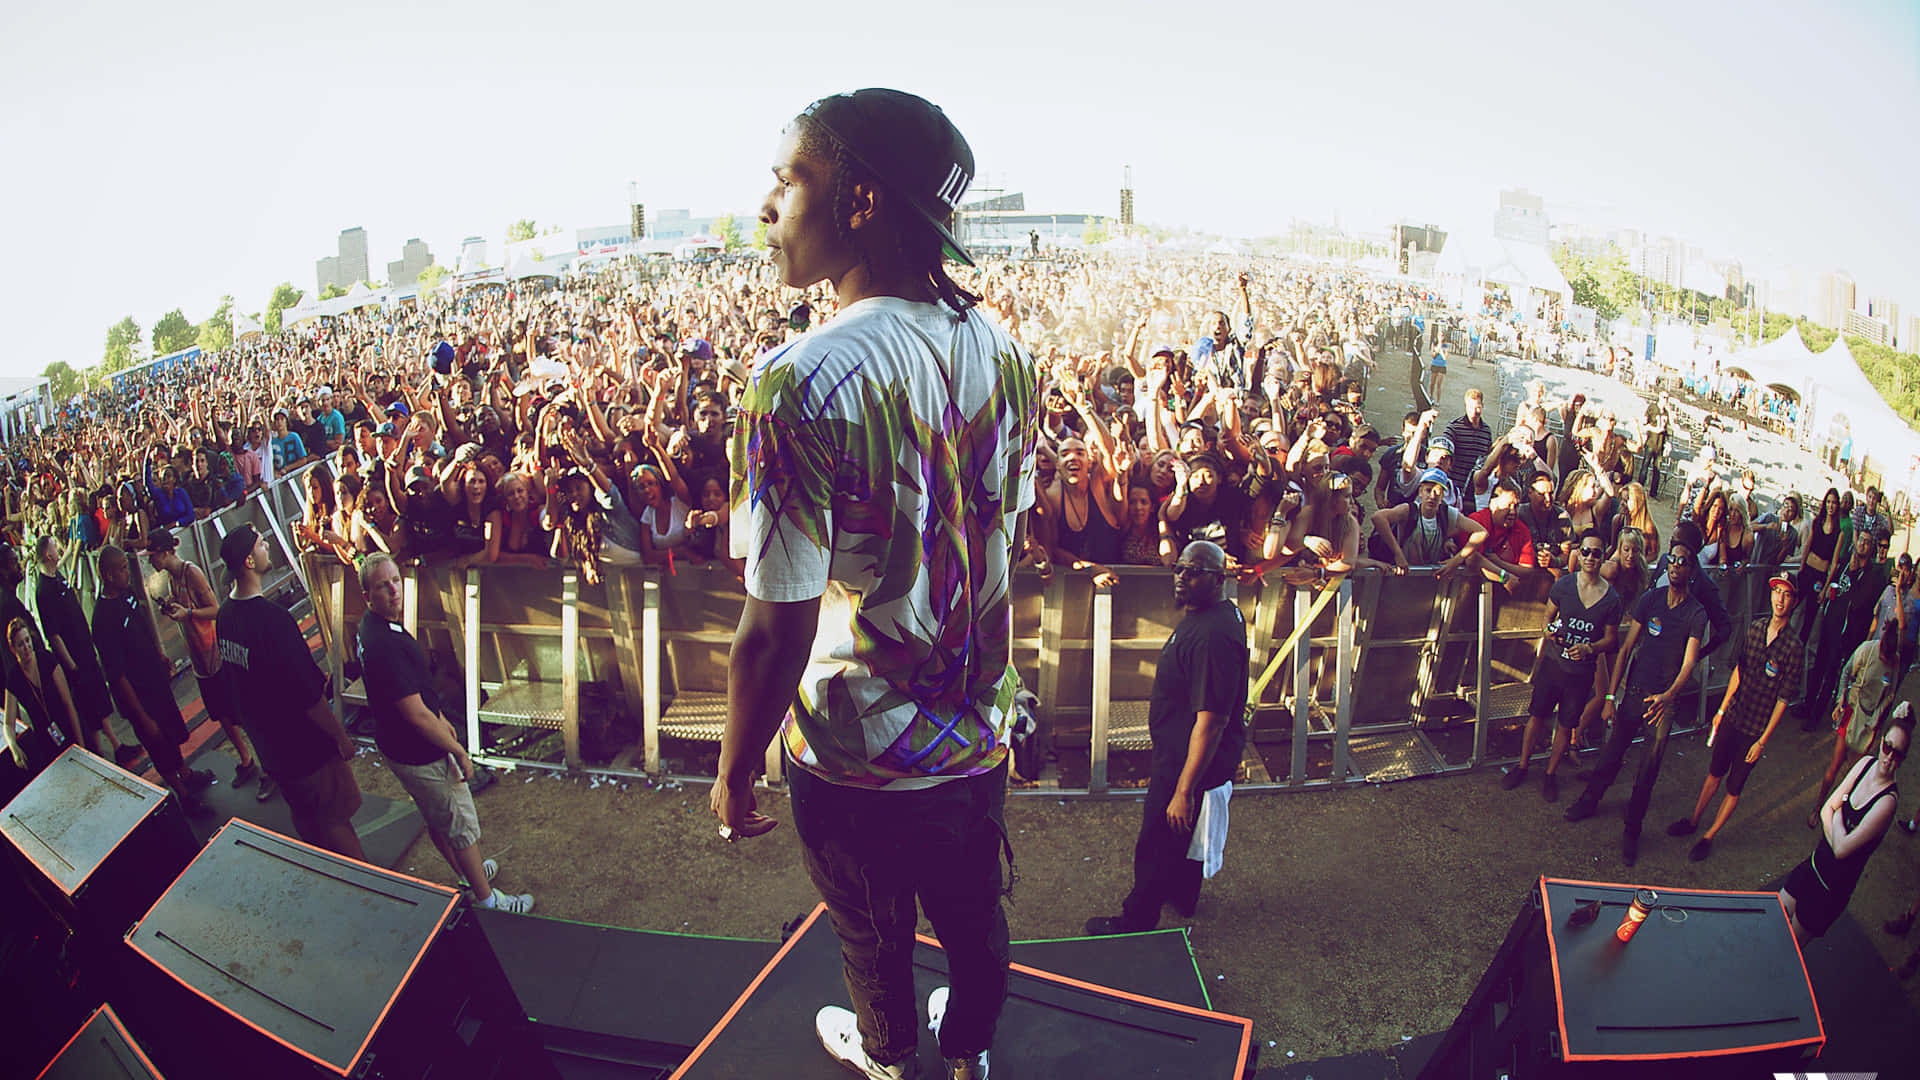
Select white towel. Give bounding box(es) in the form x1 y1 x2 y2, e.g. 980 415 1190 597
1185 780 1233 879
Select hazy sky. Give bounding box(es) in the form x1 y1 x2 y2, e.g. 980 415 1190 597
3 0 1916 380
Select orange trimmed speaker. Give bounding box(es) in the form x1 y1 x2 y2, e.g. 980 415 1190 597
115 819 555 1079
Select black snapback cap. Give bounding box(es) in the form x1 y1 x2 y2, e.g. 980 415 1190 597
799 89 976 266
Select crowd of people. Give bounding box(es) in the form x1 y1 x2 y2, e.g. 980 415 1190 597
0 241 1912 966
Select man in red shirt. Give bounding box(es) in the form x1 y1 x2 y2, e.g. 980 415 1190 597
1466 480 1536 586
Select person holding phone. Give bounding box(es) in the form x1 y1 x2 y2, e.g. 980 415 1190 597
148 530 266 799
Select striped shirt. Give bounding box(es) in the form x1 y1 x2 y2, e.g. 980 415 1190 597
1442 414 1494 510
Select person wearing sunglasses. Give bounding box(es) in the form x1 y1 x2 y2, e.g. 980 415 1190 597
1666 572 1804 860
1781 707 1909 945
1564 521 1711 866
1085 540 1247 938
1504 529 1621 801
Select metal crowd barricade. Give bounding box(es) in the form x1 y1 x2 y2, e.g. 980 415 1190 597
110 466 319 675
299 550 1792 796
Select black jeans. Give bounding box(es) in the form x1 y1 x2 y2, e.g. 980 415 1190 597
1577 688 1673 833
1121 775 1203 929
130 684 187 775
789 760 1011 1066
1636 449 1663 499
1808 620 1866 718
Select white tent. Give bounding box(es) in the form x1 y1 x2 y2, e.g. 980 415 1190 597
455 267 508 291
233 312 264 342
509 256 561 282
1804 336 1920 462
673 236 724 260
1432 233 1572 302
280 297 325 327
342 282 384 310
1653 324 1716 376
1722 324 1817 401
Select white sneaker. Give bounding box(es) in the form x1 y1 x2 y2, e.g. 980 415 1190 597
926 988 988 1079
928 987 947 1035
470 858 498 888
486 891 534 914
816 1005 917 1079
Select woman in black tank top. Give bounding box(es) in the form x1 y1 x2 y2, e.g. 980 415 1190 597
1802 487 1845 641
1781 722 1906 942
1047 436 1123 568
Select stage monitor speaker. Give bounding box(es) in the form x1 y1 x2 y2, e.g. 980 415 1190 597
1419 876 1822 1078
118 819 556 1080
34 1003 167 1080
1 746 199 946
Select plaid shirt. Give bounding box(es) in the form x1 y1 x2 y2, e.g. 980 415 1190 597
1723 616 1803 738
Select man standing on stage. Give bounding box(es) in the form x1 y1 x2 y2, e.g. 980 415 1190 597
31 536 134 765
147 530 268 800
215 525 365 860
1564 521 1709 866
87 545 214 814
1084 540 1246 936
710 89 1036 1080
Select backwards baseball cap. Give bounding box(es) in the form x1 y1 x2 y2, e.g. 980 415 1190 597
678 338 715 362
1768 570 1798 594
1427 434 1455 457
1417 467 1452 489
798 88 976 266
219 524 260 578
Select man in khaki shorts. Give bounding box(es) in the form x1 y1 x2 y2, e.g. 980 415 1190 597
357 553 531 912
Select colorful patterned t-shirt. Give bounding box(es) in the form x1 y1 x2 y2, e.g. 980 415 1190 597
730 297 1039 789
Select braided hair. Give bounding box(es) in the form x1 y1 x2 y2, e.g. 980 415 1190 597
793 118 981 320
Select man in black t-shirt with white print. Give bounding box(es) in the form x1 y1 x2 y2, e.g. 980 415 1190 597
216 525 364 860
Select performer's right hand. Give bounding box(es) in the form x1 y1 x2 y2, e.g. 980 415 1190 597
711 772 778 842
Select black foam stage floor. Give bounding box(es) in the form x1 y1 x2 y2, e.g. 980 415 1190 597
475 908 780 1074
669 904 1253 1079
1266 907 1918 1079
1795 905 1920 1074
182 763 423 870
475 907 1234 1078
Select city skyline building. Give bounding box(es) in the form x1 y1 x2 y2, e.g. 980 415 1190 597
1843 309 1892 346
1869 296 1900 347
1494 188 1548 245
1815 269 1857 329
315 226 369 294
1630 235 1685 293
385 237 433 290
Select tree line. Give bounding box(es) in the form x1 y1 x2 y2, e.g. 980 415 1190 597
52 283 309 401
